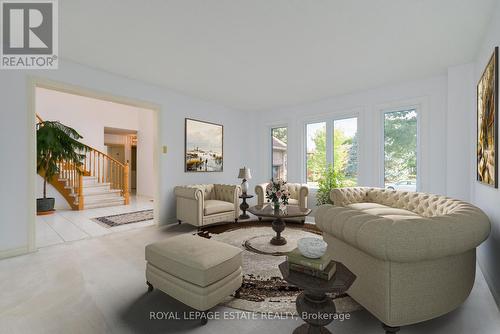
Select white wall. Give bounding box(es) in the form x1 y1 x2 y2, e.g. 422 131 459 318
0 60 247 255
446 63 476 202
36 88 142 152
251 75 449 201
137 108 155 197
471 0 500 305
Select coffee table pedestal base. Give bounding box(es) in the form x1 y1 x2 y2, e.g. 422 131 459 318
293 324 332 334
294 291 336 334
271 217 287 245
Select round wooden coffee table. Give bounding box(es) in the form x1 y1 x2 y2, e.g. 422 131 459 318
248 204 312 245
279 261 356 334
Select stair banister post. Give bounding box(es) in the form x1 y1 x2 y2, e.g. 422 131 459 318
124 163 130 205
78 173 84 210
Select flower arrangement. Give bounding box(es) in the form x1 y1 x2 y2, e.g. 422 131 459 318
266 179 290 210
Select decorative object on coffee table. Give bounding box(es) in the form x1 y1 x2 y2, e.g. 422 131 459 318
249 204 311 245
238 167 252 194
265 178 290 210
239 194 253 219
279 261 356 334
255 182 309 223
297 237 327 259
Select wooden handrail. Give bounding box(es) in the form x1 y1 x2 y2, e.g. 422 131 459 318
36 113 130 209
81 143 126 168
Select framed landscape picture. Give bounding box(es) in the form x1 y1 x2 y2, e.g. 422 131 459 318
185 118 223 172
477 47 499 188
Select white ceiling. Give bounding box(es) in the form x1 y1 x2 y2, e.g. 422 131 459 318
60 0 497 111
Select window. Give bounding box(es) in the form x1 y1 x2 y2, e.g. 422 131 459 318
271 127 287 181
305 118 359 187
306 122 327 186
384 109 418 191
333 118 358 186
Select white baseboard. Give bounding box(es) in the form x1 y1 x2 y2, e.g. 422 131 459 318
0 246 32 260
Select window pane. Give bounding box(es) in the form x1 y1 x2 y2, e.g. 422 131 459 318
333 118 358 186
384 110 418 191
271 127 287 181
306 122 326 186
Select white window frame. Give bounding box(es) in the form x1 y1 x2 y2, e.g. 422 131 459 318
270 125 289 181
301 110 361 188
380 105 422 192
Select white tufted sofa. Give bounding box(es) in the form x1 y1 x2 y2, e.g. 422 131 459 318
316 187 490 331
175 184 241 227
255 183 309 222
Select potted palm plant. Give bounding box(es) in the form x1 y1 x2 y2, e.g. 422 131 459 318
36 121 87 213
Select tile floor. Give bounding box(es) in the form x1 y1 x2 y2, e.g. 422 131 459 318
1 223 499 334
36 195 155 248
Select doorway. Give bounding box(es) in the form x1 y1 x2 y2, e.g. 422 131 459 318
29 78 160 250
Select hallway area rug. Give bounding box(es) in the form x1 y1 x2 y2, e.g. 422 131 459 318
92 209 154 227
199 222 362 315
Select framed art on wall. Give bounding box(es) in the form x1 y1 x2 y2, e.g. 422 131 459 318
185 118 223 172
477 46 499 188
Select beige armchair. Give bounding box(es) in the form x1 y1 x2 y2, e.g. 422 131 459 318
175 184 241 228
255 182 309 222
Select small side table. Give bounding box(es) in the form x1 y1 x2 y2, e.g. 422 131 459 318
239 194 254 219
279 261 356 334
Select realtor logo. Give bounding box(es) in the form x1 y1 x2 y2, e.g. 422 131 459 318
1 0 58 69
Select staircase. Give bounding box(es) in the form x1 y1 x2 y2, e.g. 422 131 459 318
78 176 125 209
37 114 130 210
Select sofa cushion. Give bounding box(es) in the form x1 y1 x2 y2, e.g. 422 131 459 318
347 202 421 220
347 202 388 211
145 234 242 287
204 200 234 215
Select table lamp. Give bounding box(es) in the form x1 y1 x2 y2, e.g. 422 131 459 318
238 167 252 194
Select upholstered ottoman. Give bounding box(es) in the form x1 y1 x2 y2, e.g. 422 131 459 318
145 234 242 323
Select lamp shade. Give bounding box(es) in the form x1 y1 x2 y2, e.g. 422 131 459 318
238 167 252 179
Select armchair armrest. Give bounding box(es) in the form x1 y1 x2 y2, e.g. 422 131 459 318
298 184 309 210
285 183 309 209
255 183 269 206
174 186 204 226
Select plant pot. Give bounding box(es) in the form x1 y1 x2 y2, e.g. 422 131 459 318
37 197 55 212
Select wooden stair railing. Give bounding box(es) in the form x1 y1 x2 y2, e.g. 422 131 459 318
36 114 129 210
81 143 130 205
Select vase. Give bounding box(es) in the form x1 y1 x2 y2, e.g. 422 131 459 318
273 201 280 211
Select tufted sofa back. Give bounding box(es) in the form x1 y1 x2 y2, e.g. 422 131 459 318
331 187 471 218
366 189 464 217
189 184 216 200
214 184 240 202
183 184 241 202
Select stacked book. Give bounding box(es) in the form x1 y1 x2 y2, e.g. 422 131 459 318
286 248 336 281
